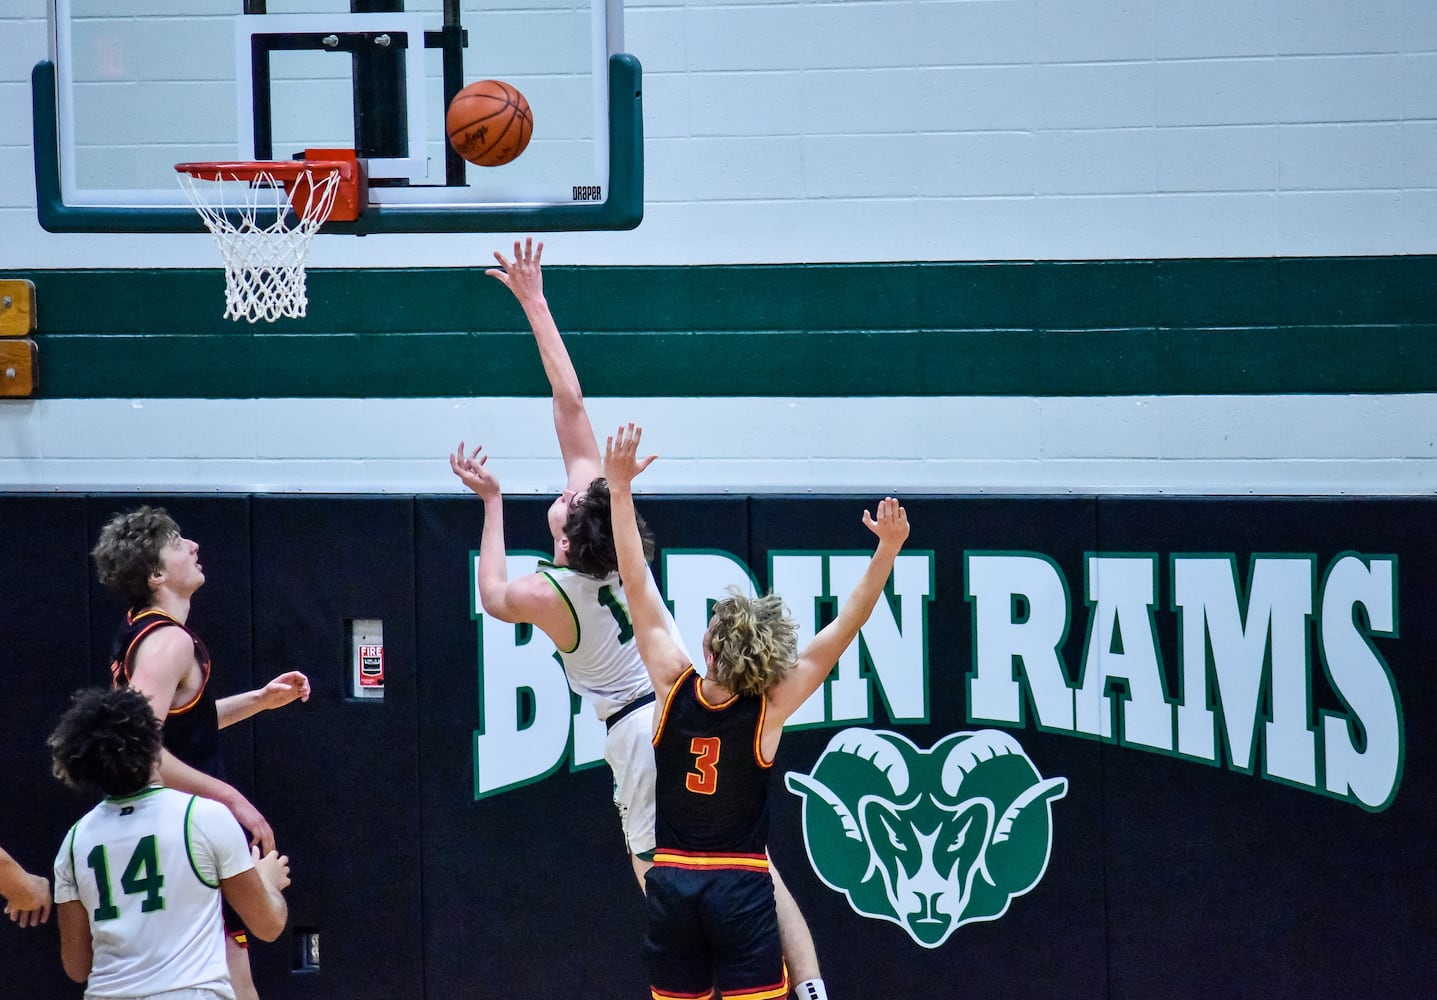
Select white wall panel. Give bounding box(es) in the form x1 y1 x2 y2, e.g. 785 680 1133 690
3 396 1432 495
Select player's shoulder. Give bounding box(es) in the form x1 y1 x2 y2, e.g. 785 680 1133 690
183 793 236 830
131 619 197 658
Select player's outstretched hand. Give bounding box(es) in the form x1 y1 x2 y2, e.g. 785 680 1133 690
261 671 310 709
603 423 657 490
450 441 501 501
485 237 544 302
3 873 52 927
861 497 910 550
252 847 292 893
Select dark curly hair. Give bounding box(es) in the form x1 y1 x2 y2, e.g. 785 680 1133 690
49 687 163 799
92 505 182 608
563 477 655 578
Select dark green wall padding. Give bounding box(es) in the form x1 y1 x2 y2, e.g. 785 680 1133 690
10 256 1437 398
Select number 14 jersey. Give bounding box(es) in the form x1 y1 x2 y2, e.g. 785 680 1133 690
53 786 253 999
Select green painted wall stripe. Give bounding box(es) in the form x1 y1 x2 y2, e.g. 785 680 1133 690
10 257 1437 397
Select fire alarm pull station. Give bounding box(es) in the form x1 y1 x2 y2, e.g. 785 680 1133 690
349 618 384 700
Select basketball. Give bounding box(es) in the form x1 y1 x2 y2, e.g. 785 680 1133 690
445 80 533 168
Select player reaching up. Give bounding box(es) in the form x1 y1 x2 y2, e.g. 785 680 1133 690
450 238 832 999
603 423 910 1000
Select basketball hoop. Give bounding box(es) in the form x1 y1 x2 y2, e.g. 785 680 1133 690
175 151 365 323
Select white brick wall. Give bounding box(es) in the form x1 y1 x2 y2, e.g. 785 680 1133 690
2 396 1433 496
2 0 1434 264
0 1 1434 496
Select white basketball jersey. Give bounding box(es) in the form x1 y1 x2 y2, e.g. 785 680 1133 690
53 786 253 1000
539 562 692 721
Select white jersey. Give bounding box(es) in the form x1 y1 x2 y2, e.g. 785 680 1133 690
538 561 692 721
53 786 254 1000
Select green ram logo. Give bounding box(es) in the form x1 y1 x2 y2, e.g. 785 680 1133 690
784 728 1067 948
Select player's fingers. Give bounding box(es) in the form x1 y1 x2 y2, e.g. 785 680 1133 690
534 240 544 264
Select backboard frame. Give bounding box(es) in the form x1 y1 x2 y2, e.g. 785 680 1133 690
32 1 643 235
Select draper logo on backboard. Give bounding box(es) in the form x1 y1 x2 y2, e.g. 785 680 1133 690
785 728 1067 947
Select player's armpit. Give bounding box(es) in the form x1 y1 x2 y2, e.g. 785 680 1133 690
484 573 579 651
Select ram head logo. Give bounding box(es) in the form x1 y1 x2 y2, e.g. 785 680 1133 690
785 728 1067 948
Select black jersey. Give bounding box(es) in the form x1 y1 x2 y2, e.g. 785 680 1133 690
110 608 223 779
652 667 771 857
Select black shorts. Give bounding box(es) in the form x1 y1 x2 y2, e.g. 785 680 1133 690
644 864 787 1000
223 900 250 946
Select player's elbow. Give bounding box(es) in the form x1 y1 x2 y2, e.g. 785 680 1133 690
478 592 519 624
60 944 91 983
247 899 288 943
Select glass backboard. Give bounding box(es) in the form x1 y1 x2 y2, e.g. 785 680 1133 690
35 0 641 233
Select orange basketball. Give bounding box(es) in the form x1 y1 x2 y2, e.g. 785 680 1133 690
445 80 533 167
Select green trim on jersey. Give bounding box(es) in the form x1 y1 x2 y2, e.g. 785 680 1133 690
103 785 166 804
184 796 218 889
538 569 582 655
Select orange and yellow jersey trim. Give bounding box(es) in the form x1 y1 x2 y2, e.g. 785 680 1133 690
111 608 212 715
651 849 771 873
719 981 790 1000
653 668 773 768
651 979 789 1000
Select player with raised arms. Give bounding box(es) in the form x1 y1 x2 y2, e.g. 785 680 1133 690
603 423 910 1000
449 239 832 1000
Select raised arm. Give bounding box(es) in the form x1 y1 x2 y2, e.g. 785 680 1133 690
603 424 691 695
449 441 577 644
764 498 910 731
488 239 602 490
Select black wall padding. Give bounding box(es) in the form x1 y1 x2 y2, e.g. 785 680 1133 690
0 494 1432 998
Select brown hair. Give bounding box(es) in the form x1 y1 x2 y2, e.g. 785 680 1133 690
564 477 655 578
92 506 181 608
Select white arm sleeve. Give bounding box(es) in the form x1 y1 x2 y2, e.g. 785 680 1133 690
52 826 80 905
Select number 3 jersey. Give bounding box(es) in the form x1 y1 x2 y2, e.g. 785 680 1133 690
53 786 254 999
652 667 772 856
538 562 689 723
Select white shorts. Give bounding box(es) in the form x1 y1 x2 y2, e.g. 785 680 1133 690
604 701 657 857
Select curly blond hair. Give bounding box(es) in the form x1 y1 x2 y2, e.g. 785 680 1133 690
703 588 798 697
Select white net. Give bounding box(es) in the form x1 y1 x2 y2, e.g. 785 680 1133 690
176 166 343 323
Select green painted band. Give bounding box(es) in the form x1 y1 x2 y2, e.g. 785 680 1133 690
10 257 1437 398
